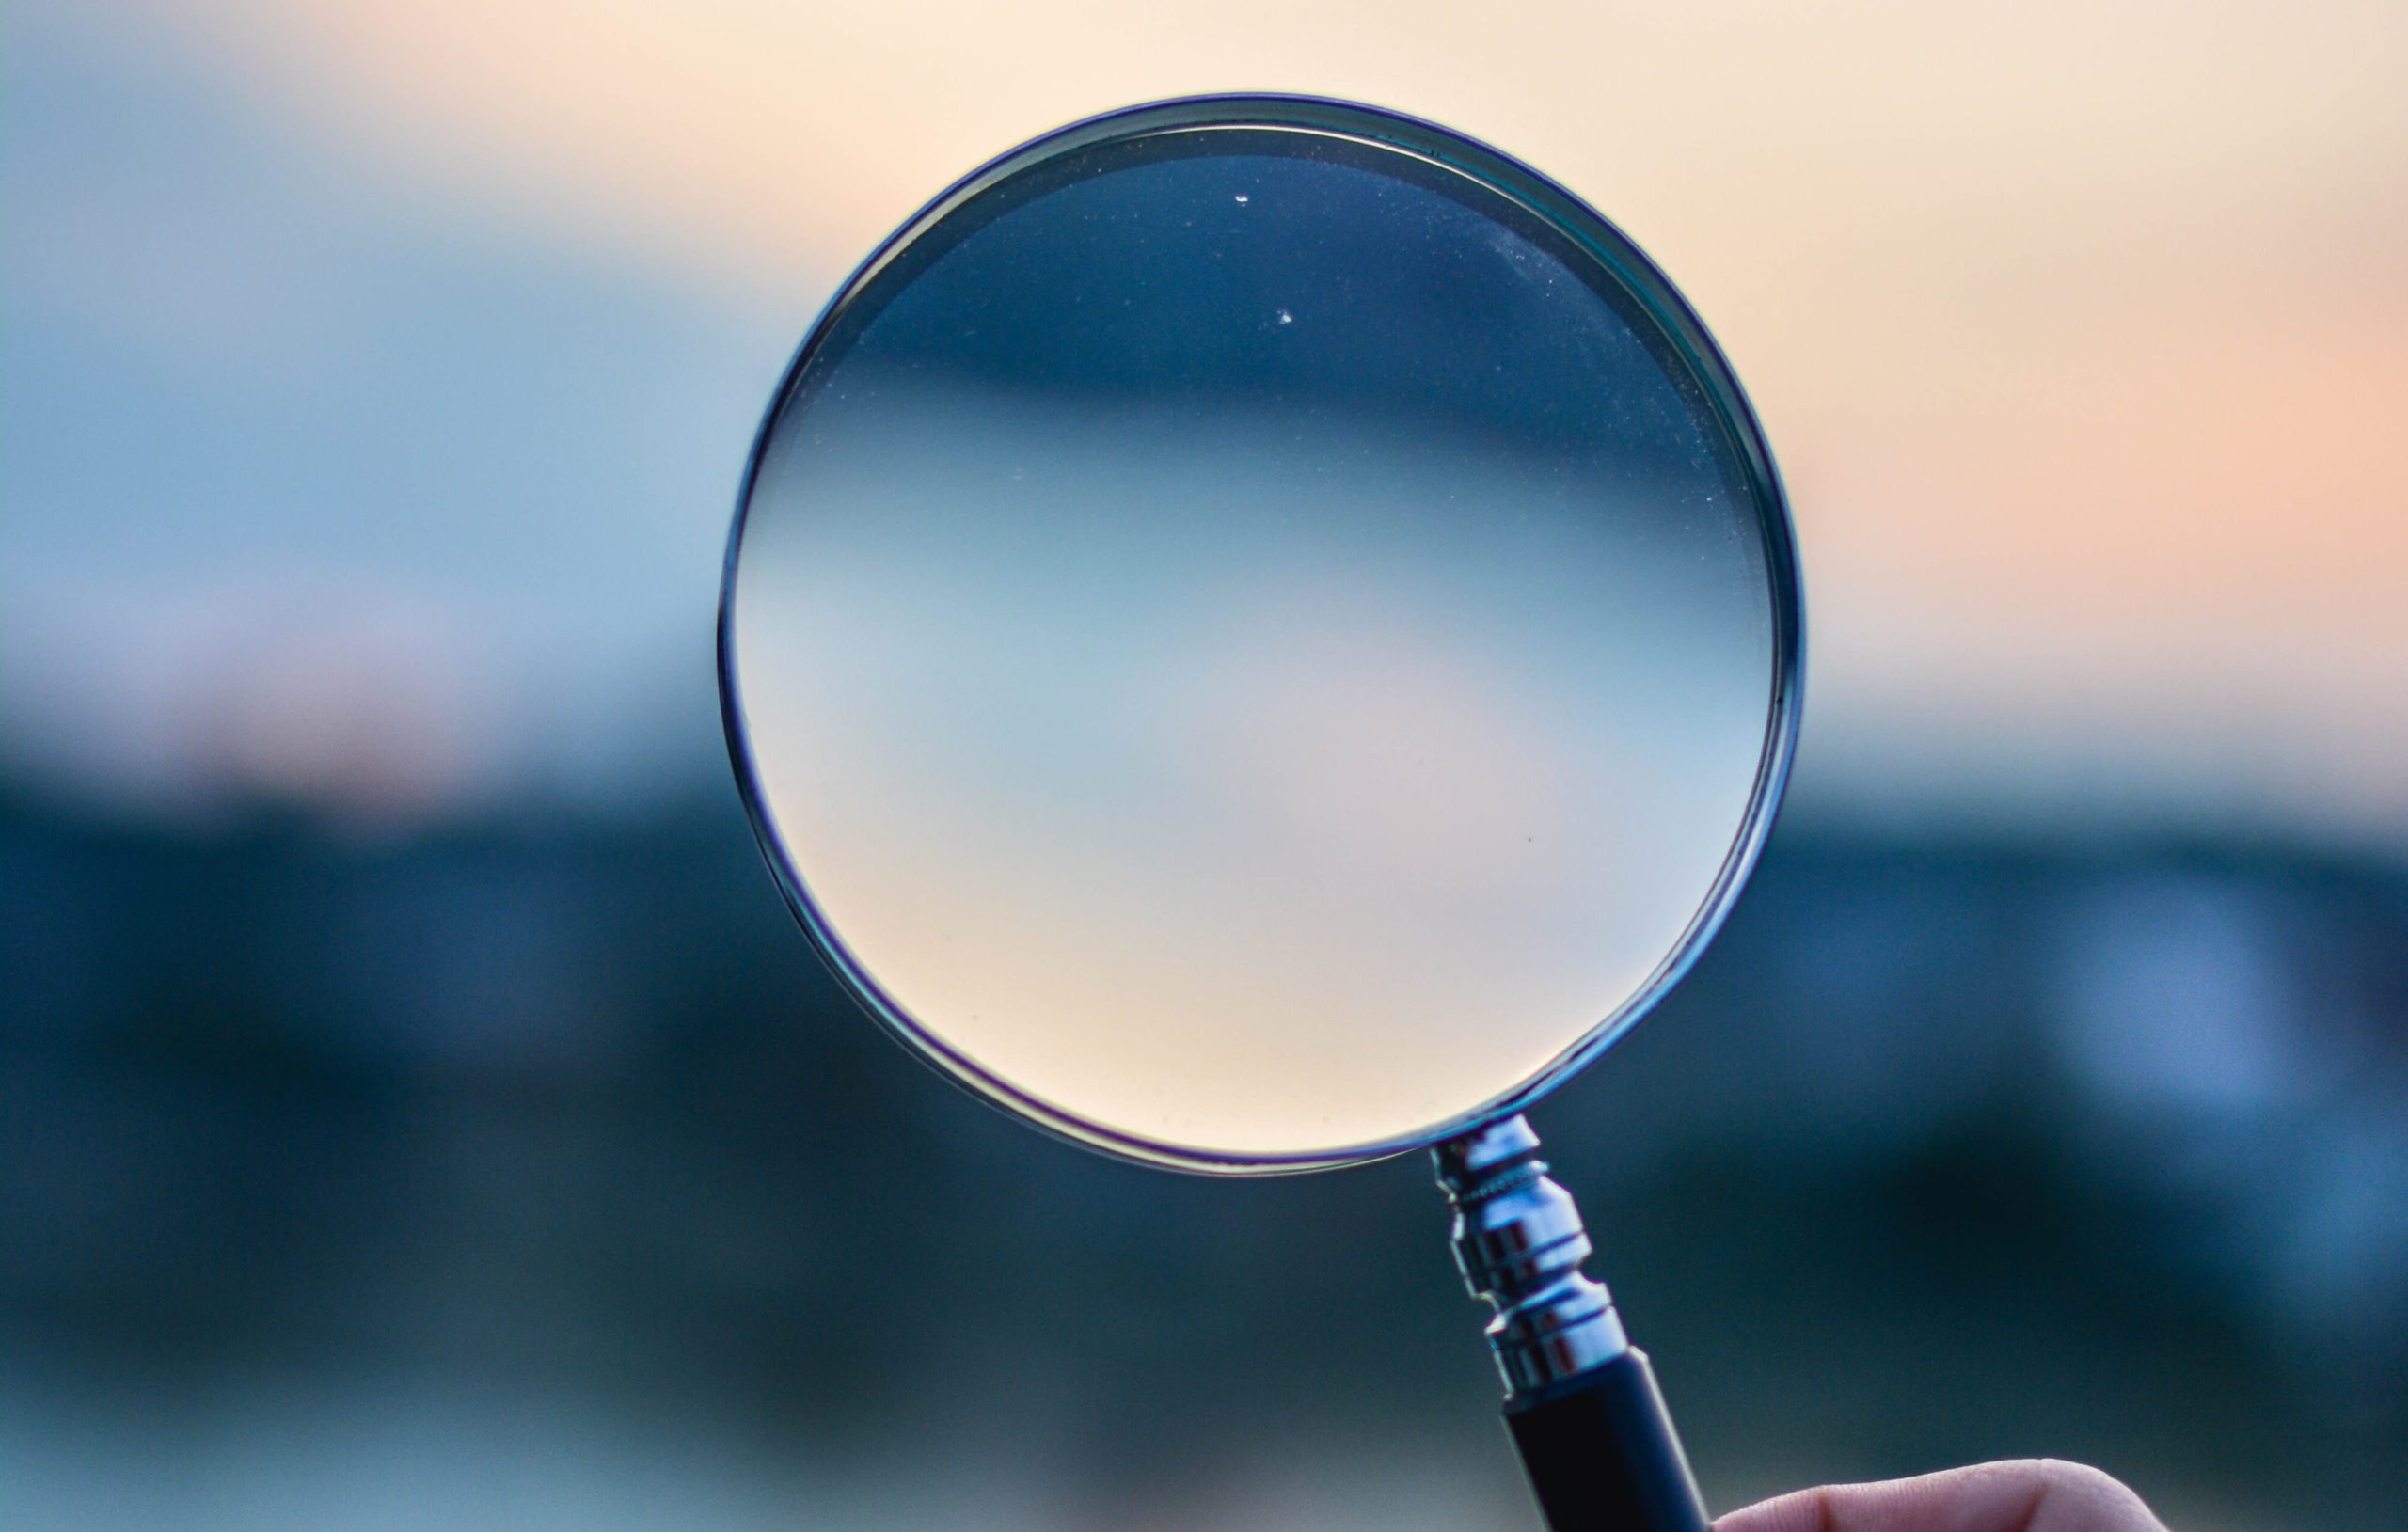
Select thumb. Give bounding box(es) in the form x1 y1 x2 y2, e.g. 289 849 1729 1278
1715 1460 2167 1532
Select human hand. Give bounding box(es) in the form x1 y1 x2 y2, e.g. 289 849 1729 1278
1716 1460 2168 1532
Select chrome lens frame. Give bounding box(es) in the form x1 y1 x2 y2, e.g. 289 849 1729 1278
717 93 1805 1175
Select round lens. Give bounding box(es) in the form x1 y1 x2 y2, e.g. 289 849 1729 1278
721 98 1799 1171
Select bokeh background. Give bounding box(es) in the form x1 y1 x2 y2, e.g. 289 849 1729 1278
4 2 2404 1528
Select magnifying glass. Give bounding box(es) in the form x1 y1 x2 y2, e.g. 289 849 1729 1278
720 94 1801 1530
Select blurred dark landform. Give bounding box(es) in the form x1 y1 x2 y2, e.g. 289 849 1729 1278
1 786 2401 1529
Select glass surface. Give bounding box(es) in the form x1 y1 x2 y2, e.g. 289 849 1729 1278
725 106 1790 1167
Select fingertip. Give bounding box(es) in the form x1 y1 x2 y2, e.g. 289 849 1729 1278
1713 1486 1831 1532
1714 1461 2164 1532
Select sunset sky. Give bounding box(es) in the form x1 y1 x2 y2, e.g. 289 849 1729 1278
6 0 2404 840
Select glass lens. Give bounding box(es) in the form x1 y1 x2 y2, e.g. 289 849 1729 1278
724 103 1795 1169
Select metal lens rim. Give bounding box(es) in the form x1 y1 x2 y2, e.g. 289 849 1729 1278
717 93 1806 1175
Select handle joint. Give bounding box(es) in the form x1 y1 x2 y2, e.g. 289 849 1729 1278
1433 1114 1628 1400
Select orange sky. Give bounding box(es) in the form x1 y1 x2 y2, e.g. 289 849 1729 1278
126 0 2408 837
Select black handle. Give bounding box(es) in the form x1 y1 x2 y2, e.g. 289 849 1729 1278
1504 1347 1711 1532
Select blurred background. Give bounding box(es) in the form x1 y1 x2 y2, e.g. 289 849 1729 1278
3 1 2403 1527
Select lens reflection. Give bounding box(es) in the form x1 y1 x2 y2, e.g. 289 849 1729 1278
728 119 1780 1163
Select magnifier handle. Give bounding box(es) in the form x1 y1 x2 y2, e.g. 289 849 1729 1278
1505 1348 1710 1532
1436 1116 1713 1532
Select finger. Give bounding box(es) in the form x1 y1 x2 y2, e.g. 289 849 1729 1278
1715 1460 2167 1532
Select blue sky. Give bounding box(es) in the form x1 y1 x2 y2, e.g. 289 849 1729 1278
3 9 801 815
5 0 2402 843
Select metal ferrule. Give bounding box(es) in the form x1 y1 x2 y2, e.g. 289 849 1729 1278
1434 1114 1628 1399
